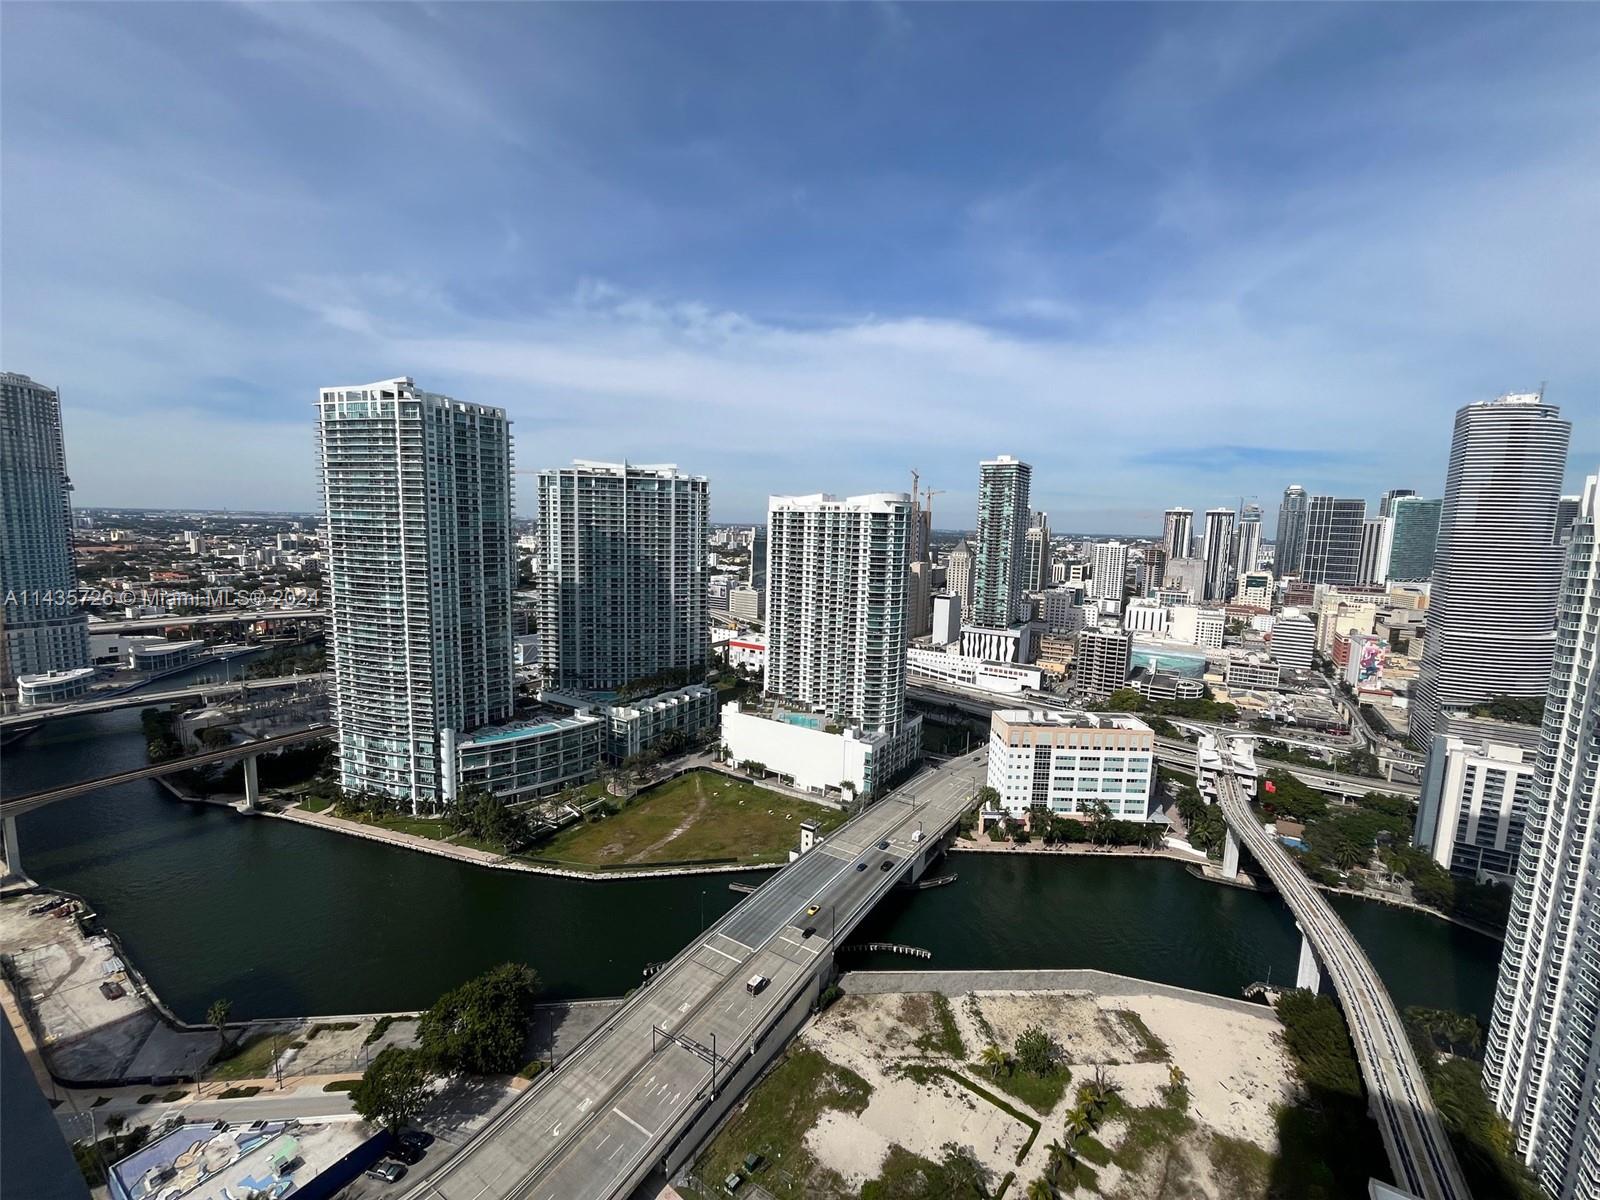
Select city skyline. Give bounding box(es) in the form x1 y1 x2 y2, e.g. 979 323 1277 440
4 4 1597 524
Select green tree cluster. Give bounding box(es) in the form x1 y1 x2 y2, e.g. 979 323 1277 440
1271 990 1391 1197
1028 803 1165 850
1174 786 1225 857
1014 1025 1064 1077
417 962 541 1075
1468 694 1545 726
614 666 703 701
1092 688 1239 725
351 1045 432 1133
141 708 183 762
1402 1007 1541 1199
447 787 531 852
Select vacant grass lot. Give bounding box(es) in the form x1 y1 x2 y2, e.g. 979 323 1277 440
696 1047 871 1194
207 1032 279 1081
529 771 845 867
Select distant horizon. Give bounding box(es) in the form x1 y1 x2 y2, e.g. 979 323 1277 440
75 505 1278 546
6 5 1594 522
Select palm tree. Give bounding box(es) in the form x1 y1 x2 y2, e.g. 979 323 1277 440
980 1042 1009 1079
1043 1138 1069 1179
1062 1103 1091 1144
206 997 232 1058
1025 1176 1055 1200
1089 1065 1119 1109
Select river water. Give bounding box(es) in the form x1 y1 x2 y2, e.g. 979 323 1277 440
2 668 1505 1024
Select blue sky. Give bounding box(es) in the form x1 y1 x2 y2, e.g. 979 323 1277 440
3 3 1596 529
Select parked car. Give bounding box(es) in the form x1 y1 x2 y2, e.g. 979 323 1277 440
398 1130 434 1153
365 1161 406 1184
724 1171 743 1194
389 1141 424 1165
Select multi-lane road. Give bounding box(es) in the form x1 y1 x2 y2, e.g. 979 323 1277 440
84 608 327 634
1217 773 1469 1200
403 752 989 1200
1153 736 1420 800
0 671 327 730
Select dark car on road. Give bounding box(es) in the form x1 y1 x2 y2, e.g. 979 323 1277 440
880 861 892 872
855 862 867 871
389 1141 424 1165
877 839 890 850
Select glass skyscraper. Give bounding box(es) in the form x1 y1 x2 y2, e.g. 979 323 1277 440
1300 495 1367 585
0 372 90 688
537 461 709 692
972 454 1031 627
317 377 513 810
1386 496 1442 582
1274 485 1308 575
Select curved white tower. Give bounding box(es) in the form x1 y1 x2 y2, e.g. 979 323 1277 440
1409 392 1571 746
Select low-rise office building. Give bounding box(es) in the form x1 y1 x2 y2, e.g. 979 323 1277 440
907 647 1044 695
724 635 767 673
1224 654 1282 692
126 638 205 672
985 709 1157 820
16 666 97 707
729 584 764 623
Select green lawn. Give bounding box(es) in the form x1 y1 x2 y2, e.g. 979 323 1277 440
977 1063 1073 1115
528 771 846 868
695 1047 870 1193
207 1032 281 1081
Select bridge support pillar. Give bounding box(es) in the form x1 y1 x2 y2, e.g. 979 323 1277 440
1295 926 1322 993
243 755 260 811
2 816 23 885
1222 824 1241 880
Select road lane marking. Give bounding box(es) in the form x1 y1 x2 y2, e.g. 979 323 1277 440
701 942 742 964
611 1106 652 1137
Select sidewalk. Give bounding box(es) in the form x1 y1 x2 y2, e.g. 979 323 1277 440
949 836 1209 864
